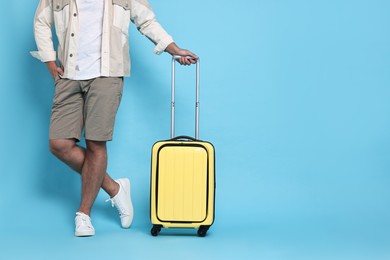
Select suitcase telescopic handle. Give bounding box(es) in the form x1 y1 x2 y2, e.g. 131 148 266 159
171 55 200 140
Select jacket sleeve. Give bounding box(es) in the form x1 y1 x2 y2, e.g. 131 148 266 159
130 0 174 54
30 0 56 62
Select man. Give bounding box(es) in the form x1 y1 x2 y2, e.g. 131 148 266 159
31 0 197 237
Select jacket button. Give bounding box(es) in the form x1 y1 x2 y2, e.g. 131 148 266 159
73 13 77 17
56 5 60 9
71 33 74 37
70 54 73 57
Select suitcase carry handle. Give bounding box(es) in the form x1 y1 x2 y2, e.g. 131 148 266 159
171 55 200 140
171 135 197 142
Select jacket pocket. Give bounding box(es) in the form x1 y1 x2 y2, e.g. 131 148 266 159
53 0 70 32
112 0 131 35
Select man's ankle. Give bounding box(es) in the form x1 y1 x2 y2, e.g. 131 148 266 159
77 209 91 217
108 181 120 198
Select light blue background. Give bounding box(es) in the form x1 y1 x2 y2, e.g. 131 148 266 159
1 0 390 259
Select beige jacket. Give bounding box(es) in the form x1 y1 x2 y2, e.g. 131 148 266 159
31 0 174 78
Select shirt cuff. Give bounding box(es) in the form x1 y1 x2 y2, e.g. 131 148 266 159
30 50 56 62
153 36 174 55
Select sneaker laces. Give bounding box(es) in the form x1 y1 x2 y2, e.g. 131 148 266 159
106 197 130 218
76 213 93 228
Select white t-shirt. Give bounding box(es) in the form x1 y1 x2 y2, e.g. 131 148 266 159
74 0 104 80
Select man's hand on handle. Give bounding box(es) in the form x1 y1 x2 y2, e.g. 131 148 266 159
165 42 198 66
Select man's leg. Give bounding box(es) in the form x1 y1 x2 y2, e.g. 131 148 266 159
49 139 119 200
78 140 107 216
50 138 133 229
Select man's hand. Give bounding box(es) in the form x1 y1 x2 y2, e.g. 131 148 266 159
165 42 198 65
45 61 64 80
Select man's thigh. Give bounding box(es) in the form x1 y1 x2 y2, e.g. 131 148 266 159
82 77 124 141
50 79 84 141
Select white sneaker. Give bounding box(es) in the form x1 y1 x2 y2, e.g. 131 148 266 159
106 178 134 228
75 212 95 237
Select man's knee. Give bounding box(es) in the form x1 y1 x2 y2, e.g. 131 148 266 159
49 139 76 158
85 140 107 153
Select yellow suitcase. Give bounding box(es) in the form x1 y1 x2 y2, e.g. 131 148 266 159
150 57 215 237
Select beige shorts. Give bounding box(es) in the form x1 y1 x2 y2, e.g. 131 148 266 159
50 77 123 141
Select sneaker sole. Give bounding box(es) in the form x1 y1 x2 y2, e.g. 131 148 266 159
75 230 95 237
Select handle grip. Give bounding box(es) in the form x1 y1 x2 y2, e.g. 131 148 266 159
173 55 199 63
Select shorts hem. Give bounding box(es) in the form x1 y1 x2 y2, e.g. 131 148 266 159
49 135 81 142
84 135 113 142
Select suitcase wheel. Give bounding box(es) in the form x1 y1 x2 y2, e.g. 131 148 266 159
197 226 210 237
151 225 162 236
